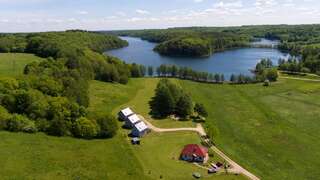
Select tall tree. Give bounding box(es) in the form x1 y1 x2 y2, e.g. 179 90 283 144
148 66 154 77
176 93 193 119
150 82 175 118
194 103 208 118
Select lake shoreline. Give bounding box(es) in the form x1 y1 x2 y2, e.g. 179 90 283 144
105 36 289 79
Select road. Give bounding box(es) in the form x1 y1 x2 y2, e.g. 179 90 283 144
280 76 320 82
138 115 260 180
139 115 206 135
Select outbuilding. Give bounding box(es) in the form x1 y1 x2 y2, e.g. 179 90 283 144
180 144 209 163
131 121 149 137
118 107 134 121
125 114 141 128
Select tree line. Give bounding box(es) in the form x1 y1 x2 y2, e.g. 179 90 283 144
136 63 277 84
149 79 207 119
0 31 134 139
109 29 251 57
110 25 320 73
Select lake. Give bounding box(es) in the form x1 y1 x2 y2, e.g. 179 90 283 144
105 37 289 78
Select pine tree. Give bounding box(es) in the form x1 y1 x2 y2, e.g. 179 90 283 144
148 66 154 77
150 82 175 118
194 103 208 118
176 93 193 119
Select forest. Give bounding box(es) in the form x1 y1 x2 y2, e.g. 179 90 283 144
107 29 251 57
107 24 320 73
0 30 145 139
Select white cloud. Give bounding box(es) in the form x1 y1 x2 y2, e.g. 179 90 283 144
116 11 127 17
213 1 243 9
136 9 150 15
194 0 203 3
0 19 9 23
255 0 278 8
77 11 89 15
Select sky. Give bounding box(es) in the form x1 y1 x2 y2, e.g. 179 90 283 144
0 0 320 32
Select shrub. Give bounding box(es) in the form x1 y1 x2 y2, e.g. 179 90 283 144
34 118 50 132
0 106 11 130
0 77 19 91
266 68 278 82
6 114 37 133
96 114 118 138
47 117 71 136
119 75 129 84
194 103 208 118
73 117 98 139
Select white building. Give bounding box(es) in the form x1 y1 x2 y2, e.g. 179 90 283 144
125 114 141 128
131 121 149 137
118 107 134 121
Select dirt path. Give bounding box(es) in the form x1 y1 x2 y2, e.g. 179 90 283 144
138 115 260 180
280 76 320 82
139 115 206 135
210 146 260 180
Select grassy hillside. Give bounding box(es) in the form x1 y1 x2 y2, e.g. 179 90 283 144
89 78 320 179
1 70 319 179
179 79 320 180
89 79 242 180
0 77 243 180
0 53 43 77
0 132 148 180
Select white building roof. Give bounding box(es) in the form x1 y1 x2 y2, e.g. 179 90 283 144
134 121 148 132
120 107 134 117
127 114 141 124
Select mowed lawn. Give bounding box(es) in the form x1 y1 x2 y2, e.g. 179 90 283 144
0 53 43 77
0 78 149 179
1 66 319 180
89 79 244 180
0 131 148 180
89 78 320 179
178 78 320 180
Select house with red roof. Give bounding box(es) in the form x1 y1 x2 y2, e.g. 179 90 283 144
180 144 209 163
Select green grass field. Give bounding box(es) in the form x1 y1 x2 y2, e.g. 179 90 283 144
0 53 43 77
1 53 320 179
90 77 320 180
88 79 241 180
0 131 148 180
89 77 320 180
178 79 320 180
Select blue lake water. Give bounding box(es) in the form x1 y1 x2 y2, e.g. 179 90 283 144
106 37 289 78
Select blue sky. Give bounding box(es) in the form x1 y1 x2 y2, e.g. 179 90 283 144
0 0 320 32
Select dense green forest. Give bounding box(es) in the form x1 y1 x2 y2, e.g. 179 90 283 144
107 29 250 57
0 30 145 139
107 24 320 73
154 37 212 57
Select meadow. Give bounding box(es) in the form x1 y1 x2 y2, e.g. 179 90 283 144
89 79 244 180
89 77 320 179
0 53 43 77
179 79 320 180
1 53 320 179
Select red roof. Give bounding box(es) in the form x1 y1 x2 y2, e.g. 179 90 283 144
181 144 208 157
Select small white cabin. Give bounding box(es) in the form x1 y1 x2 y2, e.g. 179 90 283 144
125 114 141 128
118 107 134 121
131 121 149 137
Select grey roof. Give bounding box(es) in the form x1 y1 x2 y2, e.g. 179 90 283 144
127 114 141 124
134 121 148 132
120 107 134 117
